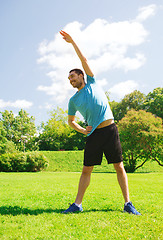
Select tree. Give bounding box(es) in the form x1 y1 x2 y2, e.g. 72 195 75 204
38 107 86 151
0 110 37 152
38 107 71 150
0 110 15 141
13 109 37 151
120 90 146 113
65 121 86 150
0 121 17 155
118 110 163 172
144 87 163 119
107 90 146 121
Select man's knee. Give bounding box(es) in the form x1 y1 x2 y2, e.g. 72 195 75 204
82 165 94 175
113 162 125 173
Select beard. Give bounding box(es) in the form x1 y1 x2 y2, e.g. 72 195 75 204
71 79 83 89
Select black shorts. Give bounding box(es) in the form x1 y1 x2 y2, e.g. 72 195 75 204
84 123 123 166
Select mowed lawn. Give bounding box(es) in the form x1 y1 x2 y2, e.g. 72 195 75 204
0 172 163 239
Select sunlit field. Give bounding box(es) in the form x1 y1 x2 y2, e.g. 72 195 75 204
0 172 162 239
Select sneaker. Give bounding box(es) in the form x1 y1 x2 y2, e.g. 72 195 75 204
62 203 83 214
124 202 141 215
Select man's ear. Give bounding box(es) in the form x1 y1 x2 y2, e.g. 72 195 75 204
79 73 84 80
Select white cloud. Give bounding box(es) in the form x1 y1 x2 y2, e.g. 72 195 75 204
38 102 53 110
96 78 108 87
136 4 157 22
37 4 157 103
0 99 33 109
115 53 146 72
109 80 139 99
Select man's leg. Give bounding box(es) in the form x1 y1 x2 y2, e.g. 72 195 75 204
114 161 141 215
75 165 94 205
62 165 94 214
113 161 130 203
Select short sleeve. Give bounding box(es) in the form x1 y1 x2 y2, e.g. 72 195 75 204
87 75 95 84
68 98 77 115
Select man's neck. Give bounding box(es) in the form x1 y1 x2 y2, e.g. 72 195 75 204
78 82 86 91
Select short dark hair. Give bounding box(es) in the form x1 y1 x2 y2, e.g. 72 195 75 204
69 68 84 77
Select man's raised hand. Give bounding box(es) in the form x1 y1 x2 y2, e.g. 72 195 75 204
60 29 94 77
60 30 73 43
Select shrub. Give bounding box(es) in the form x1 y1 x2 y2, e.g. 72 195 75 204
0 153 12 172
10 152 27 172
26 152 49 172
0 140 17 155
0 152 48 172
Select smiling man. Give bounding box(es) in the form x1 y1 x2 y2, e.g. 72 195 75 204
60 30 141 215
68 69 85 90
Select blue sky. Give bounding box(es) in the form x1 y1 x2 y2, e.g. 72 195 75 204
0 0 163 126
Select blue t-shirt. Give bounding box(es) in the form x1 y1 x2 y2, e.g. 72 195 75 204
68 75 114 136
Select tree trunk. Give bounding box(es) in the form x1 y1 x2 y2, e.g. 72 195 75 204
153 158 163 166
135 159 148 170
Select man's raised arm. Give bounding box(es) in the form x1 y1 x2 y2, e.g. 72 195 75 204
60 30 93 77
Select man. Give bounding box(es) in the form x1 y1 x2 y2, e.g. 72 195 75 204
60 30 141 215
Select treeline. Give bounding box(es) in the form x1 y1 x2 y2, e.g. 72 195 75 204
0 87 162 172
107 87 162 120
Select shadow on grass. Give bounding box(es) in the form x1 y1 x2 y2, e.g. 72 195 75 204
0 206 62 216
0 205 121 216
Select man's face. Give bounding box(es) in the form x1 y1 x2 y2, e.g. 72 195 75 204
68 71 84 89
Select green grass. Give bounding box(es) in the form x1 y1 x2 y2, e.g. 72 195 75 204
0 172 163 239
42 150 163 173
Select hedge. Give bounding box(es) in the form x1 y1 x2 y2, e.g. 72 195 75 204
0 151 48 172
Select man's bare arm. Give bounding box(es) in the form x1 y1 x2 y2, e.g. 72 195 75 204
60 30 94 77
68 115 92 135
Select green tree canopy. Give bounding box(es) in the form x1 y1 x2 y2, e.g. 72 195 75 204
0 121 16 154
118 110 163 172
0 109 37 152
38 108 71 150
144 87 163 119
38 107 86 151
107 88 162 121
107 90 146 121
